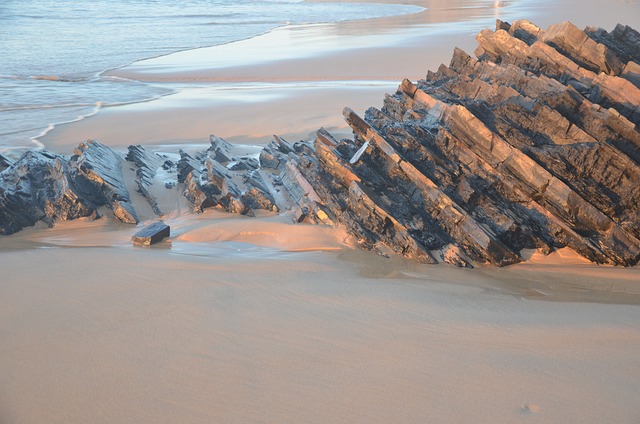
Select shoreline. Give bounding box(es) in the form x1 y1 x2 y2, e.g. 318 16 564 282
5 0 640 276
9 0 640 276
38 0 535 153
4 212 640 305
38 0 640 154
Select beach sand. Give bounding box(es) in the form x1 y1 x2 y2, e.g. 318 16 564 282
40 0 640 152
38 0 534 151
1 226 640 423
3 0 640 422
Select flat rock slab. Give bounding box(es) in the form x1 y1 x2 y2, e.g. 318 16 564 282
132 222 170 246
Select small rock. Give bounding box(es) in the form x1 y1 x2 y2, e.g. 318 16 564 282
440 244 473 268
132 222 170 246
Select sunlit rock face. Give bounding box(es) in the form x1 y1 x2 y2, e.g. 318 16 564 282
277 20 640 267
1 20 639 267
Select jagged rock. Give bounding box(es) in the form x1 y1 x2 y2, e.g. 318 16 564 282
0 154 12 172
0 151 96 234
542 21 623 75
0 142 144 233
475 22 640 124
126 145 165 187
179 145 278 216
243 19 637 266
586 24 640 73
345 19 640 266
132 221 170 245
207 134 234 164
183 170 213 212
126 144 168 216
2 20 639 268
71 140 138 224
439 244 473 268
259 136 293 169
229 157 259 171
177 150 201 183
241 187 278 214
259 146 281 169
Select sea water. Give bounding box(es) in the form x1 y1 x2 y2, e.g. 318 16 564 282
0 0 422 157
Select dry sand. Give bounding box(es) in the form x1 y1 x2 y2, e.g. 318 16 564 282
3 0 640 422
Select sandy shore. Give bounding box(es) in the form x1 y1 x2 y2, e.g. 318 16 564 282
40 0 640 152
3 0 640 422
38 0 536 151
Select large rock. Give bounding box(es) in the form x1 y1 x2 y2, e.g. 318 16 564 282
2 20 639 268
71 140 138 224
542 21 624 76
475 22 640 124
0 151 96 234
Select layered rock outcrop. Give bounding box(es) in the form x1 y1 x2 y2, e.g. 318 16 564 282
1 20 639 267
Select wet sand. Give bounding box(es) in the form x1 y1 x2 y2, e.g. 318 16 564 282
39 0 537 151
1 228 640 423
40 0 640 152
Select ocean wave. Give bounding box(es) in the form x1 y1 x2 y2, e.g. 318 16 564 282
1 0 425 155
203 20 289 26
29 75 91 82
29 88 177 148
0 102 103 113
0 74 91 83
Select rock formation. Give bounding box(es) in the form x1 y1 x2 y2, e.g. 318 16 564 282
132 221 170 245
1 20 639 267
0 150 96 235
0 154 12 172
71 140 138 224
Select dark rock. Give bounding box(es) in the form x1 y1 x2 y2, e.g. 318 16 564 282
241 187 278 214
586 24 640 71
259 136 293 169
71 140 138 224
132 221 170 245
162 159 175 170
126 144 167 216
0 150 96 235
207 135 234 164
496 19 511 32
2 20 640 268
229 157 260 171
0 154 13 172
177 150 201 183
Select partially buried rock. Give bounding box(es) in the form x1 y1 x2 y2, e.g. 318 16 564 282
132 221 170 246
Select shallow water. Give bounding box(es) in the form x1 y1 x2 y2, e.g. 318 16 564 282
0 0 422 156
